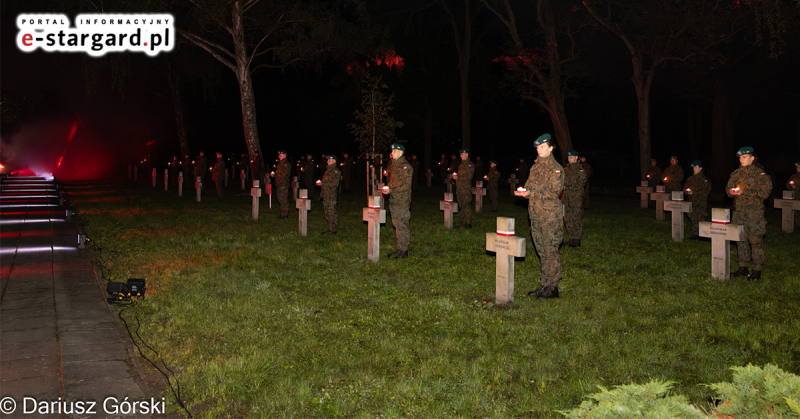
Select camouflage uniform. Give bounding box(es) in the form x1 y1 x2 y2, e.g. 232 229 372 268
474 158 484 182
787 171 800 228
525 154 564 289
303 158 316 198
250 155 265 186
456 158 475 227
169 157 179 186
182 155 192 186
439 155 449 186
320 162 341 233
662 164 684 193
517 160 529 187
389 155 413 253
645 164 662 189
581 160 592 209
487 166 501 212
563 162 587 242
195 154 208 186
211 156 225 198
276 157 291 217
238 154 249 180
683 171 712 236
447 156 459 192
726 164 772 272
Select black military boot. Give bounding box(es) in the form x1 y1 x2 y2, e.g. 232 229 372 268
567 239 576 248
575 239 581 247
537 286 559 299
748 270 761 280
387 251 399 259
464 224 472 229
730 266 749 278
396 250 408 259
527 286 546 297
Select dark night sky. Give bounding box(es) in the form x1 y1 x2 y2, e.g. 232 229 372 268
1 3 798 182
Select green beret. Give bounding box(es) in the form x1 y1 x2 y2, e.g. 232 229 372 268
306 153 314 157
390 143 405 151
278 150 288 155
736 147 754 156
651 158 657 162
326 154 337 161
459 148 470 154
670 155 678 160
690 160 702 167
566 150 579 157
794 161 799 167
534 133 552 147
490 160 497 164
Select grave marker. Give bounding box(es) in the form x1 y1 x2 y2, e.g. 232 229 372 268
251 180 262 220
774 191 800 233
473 181 487 212
439 193 459 229
178 173 183 197
164 169 169 191
699 208 744 280
195 176 202 202
508 174 518 196
649 186 671 221
485 217 526 304
636 181 652 208
296 189 311 236
663 191 692 242
362 195 386 262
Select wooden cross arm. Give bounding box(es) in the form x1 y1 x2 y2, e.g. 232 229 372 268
486 233 526 257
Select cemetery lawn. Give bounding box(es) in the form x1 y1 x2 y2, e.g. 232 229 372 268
69 182 800 418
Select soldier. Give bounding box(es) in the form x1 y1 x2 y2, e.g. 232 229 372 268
341 152 352 192
182 153 193 185
453 148 475 228
563 150 588 247
212 152 225 199
195 151 208 186
238 153 249 180
485 160 501 212
516 133 564 300
517 158 529 187
320 154 341 235
250 152 264 186
318 153 328 182
447 153 459 191
410 154 420 190
580 155 592 209
662 155 684 193
439 154 449 186
645 158 662 189
683 160 712 239
383 144 413 258
303 154 316 198
275 150 291 219
787 161 800 228
169 155 179 186
726 146 772 280
474 156 484 182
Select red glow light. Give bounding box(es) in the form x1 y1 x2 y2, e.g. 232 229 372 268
493 48 549 69
346 50 405 76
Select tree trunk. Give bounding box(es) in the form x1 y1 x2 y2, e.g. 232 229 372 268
167 59 190 158
539 0 573 160
710 79 733 182
630 52 653 179
687 102 700 161
231 1 265 169
424 101 433 175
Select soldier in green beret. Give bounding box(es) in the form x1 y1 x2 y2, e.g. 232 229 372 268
182 153 193 186
275 150 291 219
726 147 772 280
384 144 413 258
212 152 225 199
486 160 501 212
683 160 712 239
453 148 475 228
194 151 208 187
516 133 564 299
662 155 684 193
320 154 341 234
169 155 179 186
645 158 662 190
787 162 800 228
563 150 587 247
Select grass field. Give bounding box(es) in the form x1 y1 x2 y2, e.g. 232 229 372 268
68 180 800 418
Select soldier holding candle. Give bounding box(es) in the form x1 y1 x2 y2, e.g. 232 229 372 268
683 160 712 239
662 155 684 193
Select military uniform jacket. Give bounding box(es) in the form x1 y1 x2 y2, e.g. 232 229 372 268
276 158 291 188
439 157 449 170
341 157 352 178
662 165 684 187
474 160 484 179
562 163 587 207
303 159 315 179
786 173 800 190
726 164 772 211
447 159 459 175
389 156 413 207
517 162 529 179
581 162 593 179
195 156 208 178
320 163 341 199
487 167 500 188
212 159 225 182
683 172 711 202
524 154 564 210
456 159 474 188
251 158 264 180
645 166 662 183
411 158 420 176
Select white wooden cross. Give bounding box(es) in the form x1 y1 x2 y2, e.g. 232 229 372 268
195 176 202 202
699 208 744 280
485 217 526 304
164 169 169 191
296 189 311 236
636 181 652 208
152 168 157 187
178 172 183 197
292 176 299 200
649 186 671 221
240 169 246 190
774 191 800 233
224 169 229 188
362 195 386 262
473 181 487 212
508 174 518 196
663 191 692 242
251 180 262 220
426 169 433 188
439 192 459 229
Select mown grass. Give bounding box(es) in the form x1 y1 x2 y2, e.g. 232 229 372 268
67 181 800 418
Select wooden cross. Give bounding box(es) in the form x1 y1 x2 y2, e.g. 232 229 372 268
178 172 183 197
473 181 487 212
195 176 202 202
636 181 652 208
296 189 311 236
164 169 169 191
152 168 157 187
292 176 299 200
240 169 246 190
439 193 459 229
485 217 526 304
362 196 386 262
224 169 229 188
251 180 262 220
699 208 744 280
508 174 518 196
774 191 800 233
663 191 692 242
426 169 433 188
649 186 671 221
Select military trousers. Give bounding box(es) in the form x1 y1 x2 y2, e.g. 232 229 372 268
323 196 337 232
732 209 766 271
488 187 499 211
688 200 707 236
456 187 473 225
529 202 563 288
390 204 411 252
564 203 584 240
277 186 290 217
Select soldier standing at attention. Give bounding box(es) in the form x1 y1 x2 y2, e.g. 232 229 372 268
486 160 501 212
439 154 449 186
169 156 179 186
250 152 264 186
683 160 712 240
517 158 529 187
662 155 684 193
383 144 413 259
474 156 484 182
516 133 564 300
342 152 352 192
212 152 225 199
320 154 341 235
276 150 291 219
563 150 587 247
645 158 662 190
447 153 459 191
786 161 800 228
726 146 772 280
303 154 316 199
580 155 592 209
453 148 475 228
182 153 193 185
239 153 249 181
318 153 328 183
195 151 208 186
410 154 420 190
